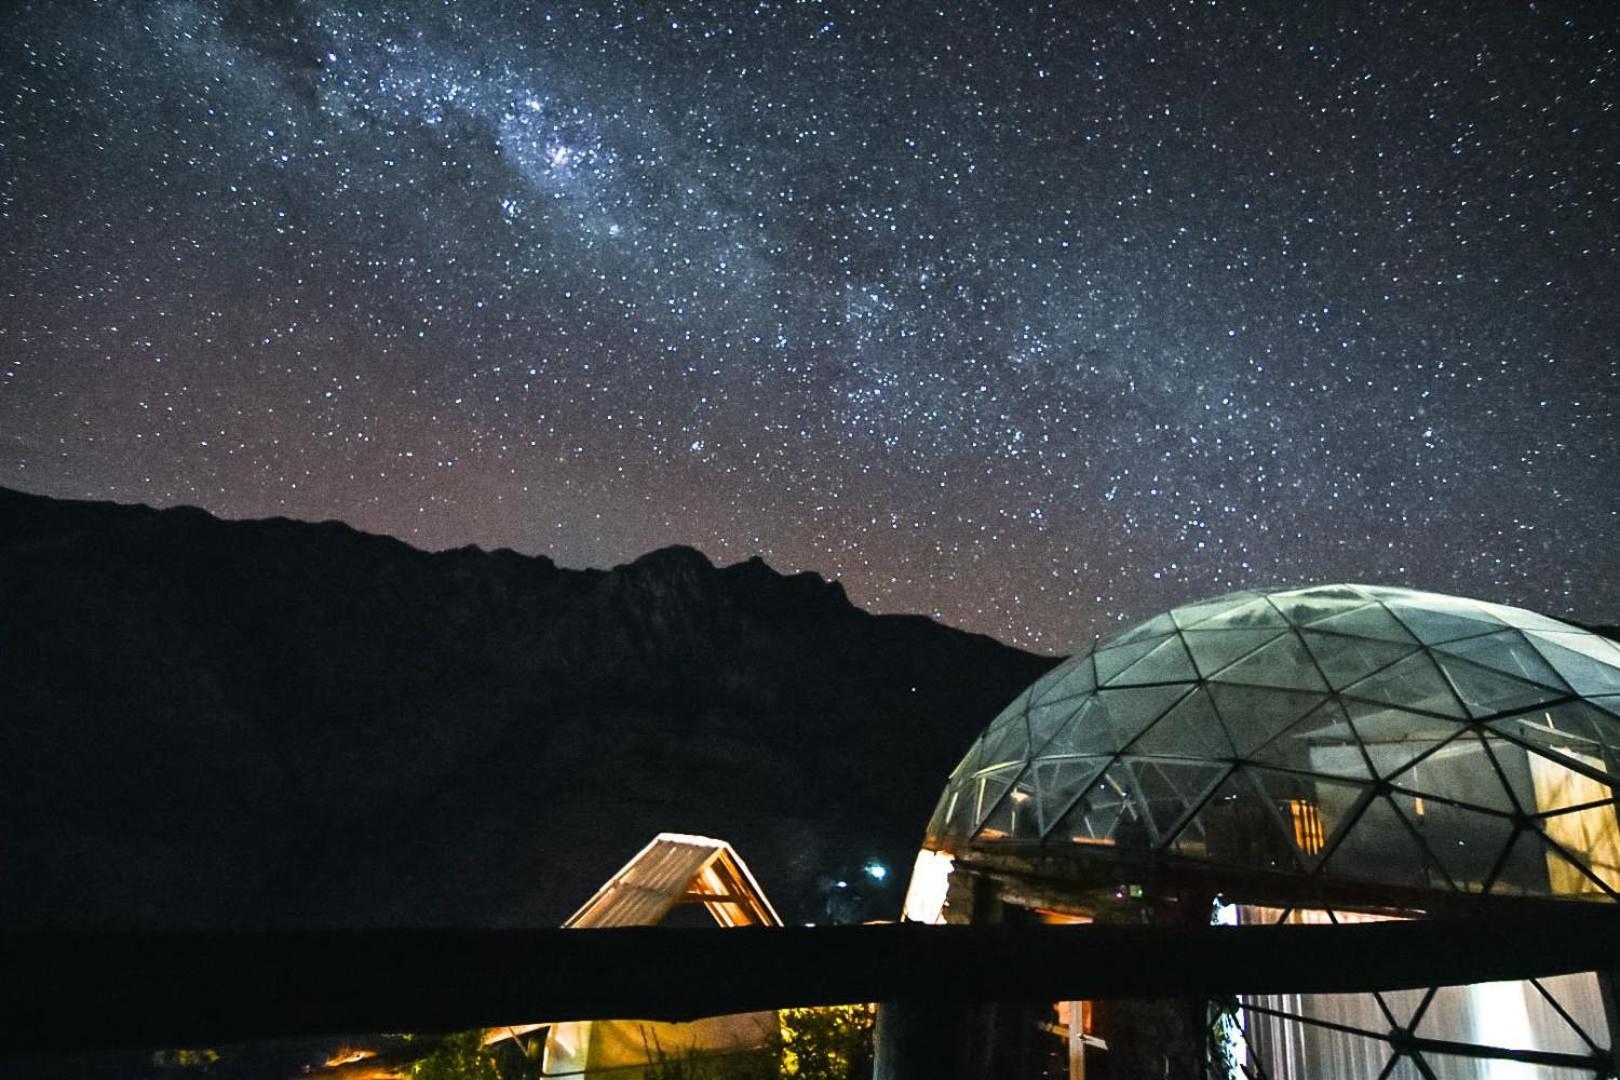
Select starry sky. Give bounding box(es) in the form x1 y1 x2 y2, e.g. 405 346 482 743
2 1 1616 652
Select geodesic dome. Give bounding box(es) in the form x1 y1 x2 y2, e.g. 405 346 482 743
926 584 1620 899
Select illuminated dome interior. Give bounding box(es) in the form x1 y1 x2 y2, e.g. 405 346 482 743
927 584 1620 899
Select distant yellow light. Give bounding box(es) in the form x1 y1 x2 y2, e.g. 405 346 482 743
1287 799 1325 855
323 1048 376 1067
901 849 954 924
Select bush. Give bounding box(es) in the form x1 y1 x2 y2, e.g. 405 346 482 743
409 1031 503 1080
778 1005 874 1080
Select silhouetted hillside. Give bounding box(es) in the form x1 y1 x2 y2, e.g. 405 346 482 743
0 487 1056 929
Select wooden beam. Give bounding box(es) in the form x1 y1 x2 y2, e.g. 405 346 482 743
680 891 751 904
4 905 1619 1051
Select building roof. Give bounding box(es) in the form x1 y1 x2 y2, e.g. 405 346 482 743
926 585 1620 901
564 832 782 929
482 833 782 1048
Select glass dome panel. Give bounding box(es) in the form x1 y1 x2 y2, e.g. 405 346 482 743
923 585 1620 904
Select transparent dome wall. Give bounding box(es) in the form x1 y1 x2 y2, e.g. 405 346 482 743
1228 904 1616 1080
927 584 1620 899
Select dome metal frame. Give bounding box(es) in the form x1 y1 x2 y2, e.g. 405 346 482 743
927 584 1620 903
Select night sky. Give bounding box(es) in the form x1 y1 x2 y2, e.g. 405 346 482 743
2 2 1615 652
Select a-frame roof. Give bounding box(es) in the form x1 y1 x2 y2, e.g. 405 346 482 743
564 832 782 929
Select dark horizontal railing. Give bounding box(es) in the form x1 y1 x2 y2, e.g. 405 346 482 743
4 905 1618 1051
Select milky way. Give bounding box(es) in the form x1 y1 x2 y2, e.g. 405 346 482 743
2 2 1616 650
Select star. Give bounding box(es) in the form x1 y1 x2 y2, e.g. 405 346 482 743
0 1 1614 650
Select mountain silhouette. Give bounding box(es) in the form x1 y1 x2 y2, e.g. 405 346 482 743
0 487 1055 929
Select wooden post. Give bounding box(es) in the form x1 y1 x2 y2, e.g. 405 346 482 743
873 999 995 1080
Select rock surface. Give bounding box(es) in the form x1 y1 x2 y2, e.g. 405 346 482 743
0 486 1055 928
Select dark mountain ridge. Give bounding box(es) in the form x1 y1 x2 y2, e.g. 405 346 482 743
0 486 1055 928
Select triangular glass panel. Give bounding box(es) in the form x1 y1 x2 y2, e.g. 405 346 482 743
925 785 963 843
1356 585 1418 599
1051 764 1144 847
1107 761 1181 849
1341 652 1466 718
1270 588 1373 626
1095 684 1199 748
1299 630 1418 691
975 770 1042 843
1310 604 1419 643
1593 695 1620 719
1485 828 1552 897
1432 630 1569 691
1416 980 1592 1056
1415 1050 1543 1080
1037 695 1128 758
1461 732 1537 816
965 763 1023 831
1053 793 1129 846
1110 611 1180 647
1382 600 1501 645
1094 634 1170 685
1355 724 1468 781
977 714 1031 770
1385 731 1516 813
942 786 979 841
1030 755 1113 835
1423 594 1504 620
1279 987 1401 1036
1172 768 1301 873
1022 659 1077 708
1207 683 1331 756
1516 743 1616 815
1477 600 1588 635
1194 596 1290 630
1237 1023 1406 1080
1380 1052 1424 1080
1247 767 1371 863
1285 584 1371 602
1183 627 1288 680
1432 653 1567 718
975 796 1040 842
980 689 1029 739
1026 691 1091 756
1487 702 1620 781
1533 973 1610 1054
1248 700 1374 778
1386 792 1514 892
1208 632 1331 692
1128 759 1231 847
1523 977 1611 1055
1321 794 1454 891
1032 654 1097 704
1343 696 1465 741
1127 686 1237 759
946 735 985 783
1165 809 1212 862
1374 987 1431 1029
1105 633 1200 687
1534 826 1620 899
1523 632 1620 696
1170 591 1259 629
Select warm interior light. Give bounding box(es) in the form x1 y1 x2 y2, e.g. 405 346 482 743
1286 799 1325 855
901 849 954 924
1531 751 1620 893
323 1048 376 1067
1035 908 1092 925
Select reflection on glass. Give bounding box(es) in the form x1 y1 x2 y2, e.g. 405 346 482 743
921 587 1620 1078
